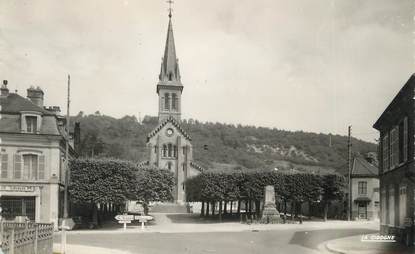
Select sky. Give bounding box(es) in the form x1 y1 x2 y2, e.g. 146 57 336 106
0 0 413 143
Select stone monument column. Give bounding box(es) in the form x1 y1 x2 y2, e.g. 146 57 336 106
261 185 282 223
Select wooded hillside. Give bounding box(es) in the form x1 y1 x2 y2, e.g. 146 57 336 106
71 112 377 175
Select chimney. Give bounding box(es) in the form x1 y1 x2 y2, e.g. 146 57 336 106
1 80 9 97
74 122 81 153
27 86 44 107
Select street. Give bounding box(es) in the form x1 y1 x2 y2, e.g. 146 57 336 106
54 227 377 254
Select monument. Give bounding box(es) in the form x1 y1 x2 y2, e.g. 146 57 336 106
261 185 283 223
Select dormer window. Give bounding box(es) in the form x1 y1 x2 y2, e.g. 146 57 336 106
26 116 38 133
20 112 42 134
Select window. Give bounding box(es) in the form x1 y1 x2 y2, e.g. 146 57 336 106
390 127 399 169
183 146 186 155
154 146 157 154
358 181 367 195
1 154 8 178
168 72 173 81
168 144 172 157
164 93 170 110
389 186 395 226
172 93 177 110
403 117 408 162
162 145 167 157
382 134 389 171
22 154 44 180
381 188 387 225
399 185 407 227
26 116 38 133
173 145 177 158
167 162 172 170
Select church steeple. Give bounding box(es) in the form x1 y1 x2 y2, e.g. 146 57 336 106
157 10 183 123
159 14 181 82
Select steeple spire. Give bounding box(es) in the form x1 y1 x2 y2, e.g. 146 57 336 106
159 1 181 83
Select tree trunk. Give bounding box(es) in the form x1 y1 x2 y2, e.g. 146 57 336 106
284 200 287 222
92 203 98 228
219 201 223 222
237 200 241 216
308 201 312 220
224 202 227 215
206 202 210 217
201 201 205 217
324 202 329 221
299 202 303 224
255 200 261 218
290 201 294 220
249 200 253 223
230 201 233 215
212 202 215 216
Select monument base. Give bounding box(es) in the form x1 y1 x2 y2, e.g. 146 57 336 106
260 205 283 224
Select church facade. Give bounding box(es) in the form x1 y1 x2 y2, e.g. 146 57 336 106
146 13 199 203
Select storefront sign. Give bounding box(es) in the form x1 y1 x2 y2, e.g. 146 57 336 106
0 185 35 192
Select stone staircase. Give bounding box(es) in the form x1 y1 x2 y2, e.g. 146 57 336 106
150 203 188 213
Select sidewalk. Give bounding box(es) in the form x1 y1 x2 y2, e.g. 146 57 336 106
324 234 415 254
55 213 379 235
53 243 131 254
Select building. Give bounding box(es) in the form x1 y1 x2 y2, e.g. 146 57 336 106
146 12 200 203
0 80 78 228
350 156 379 220
373 74 415 246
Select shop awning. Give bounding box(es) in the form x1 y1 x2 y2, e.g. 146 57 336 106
354 197 371 203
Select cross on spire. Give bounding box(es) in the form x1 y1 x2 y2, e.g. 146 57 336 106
167 0 174 18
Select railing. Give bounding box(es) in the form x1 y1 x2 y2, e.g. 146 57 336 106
0 221 53 254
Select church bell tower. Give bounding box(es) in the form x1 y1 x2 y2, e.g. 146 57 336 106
157 11 183 123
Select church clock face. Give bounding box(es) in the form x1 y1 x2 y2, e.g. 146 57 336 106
166 128 174 137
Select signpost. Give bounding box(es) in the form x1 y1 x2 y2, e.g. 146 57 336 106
114 214 153 230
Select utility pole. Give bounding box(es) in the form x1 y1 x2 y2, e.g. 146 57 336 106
61 74 71 254
347 125 352 221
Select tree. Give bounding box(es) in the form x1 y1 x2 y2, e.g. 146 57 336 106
69 158 138 226
134 166 174 215
321 174 346 221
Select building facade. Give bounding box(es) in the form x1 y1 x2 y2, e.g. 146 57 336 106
146 13 199 203
350 156 379 220
373 74 415 246
0 80 78 229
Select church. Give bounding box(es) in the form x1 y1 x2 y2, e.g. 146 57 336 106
146 11 200 203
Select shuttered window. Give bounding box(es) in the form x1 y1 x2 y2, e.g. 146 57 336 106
390 127 399 169
39 155 45 180
14 154 22 179
382 134 389 171
403 117 408 162
1 154 8 178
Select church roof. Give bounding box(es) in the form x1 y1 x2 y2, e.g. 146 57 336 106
147 116 191 142
159 16 181 83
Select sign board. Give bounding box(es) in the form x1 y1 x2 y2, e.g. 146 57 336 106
118 220 131 224
115 215 135 221
0 185 35 192
134 215 153 222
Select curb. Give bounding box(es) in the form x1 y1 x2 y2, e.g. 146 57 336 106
324 242 346 254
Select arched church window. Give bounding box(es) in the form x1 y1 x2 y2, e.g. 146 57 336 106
154 145 157 154
168 72 173 81
172 93 177 110
164 93 170 110
168 144 173 157
173 145 177 158
162 145 167 157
